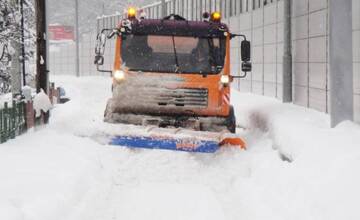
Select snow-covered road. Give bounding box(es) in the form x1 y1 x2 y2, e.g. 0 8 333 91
1 75 360 220
48 75 279 220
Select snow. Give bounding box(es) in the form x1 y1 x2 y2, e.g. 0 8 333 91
232 92 360 219
0 75 360 220
0 92 13 107
33 89 52 117
21 85 33 101
110 183 226 220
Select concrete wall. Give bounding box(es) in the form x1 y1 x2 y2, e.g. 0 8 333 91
292 0 329 112
92 0 360 123
227 1 284 100
354 0 360 122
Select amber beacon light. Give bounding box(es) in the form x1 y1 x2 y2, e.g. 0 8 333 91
211 12 221 22
128 7 137 19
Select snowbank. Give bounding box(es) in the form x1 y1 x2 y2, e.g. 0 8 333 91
0 130 104 220
0 76 112 220
232 91 360 220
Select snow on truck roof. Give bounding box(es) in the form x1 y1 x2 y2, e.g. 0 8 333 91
126 19 229 38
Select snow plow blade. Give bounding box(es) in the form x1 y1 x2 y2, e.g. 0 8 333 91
110 136 219 153
108 126 246 153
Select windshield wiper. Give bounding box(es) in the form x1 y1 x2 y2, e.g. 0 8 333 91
171 35 180 73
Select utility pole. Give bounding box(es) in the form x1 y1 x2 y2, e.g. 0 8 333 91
75 0 80 77
329 0 353 127
35 0 49 93
282 0 292 103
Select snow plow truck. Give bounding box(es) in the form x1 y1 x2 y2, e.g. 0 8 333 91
94 9 252 153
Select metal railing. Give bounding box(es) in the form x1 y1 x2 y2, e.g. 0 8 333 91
0 83 61 144
142 0 279 20
0 100 26 143
97 0 279 30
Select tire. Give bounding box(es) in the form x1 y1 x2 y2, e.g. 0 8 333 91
226 106 236 133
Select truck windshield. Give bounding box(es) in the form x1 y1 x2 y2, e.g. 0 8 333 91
121 35 225 74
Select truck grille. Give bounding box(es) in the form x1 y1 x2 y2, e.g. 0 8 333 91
144 88 208 108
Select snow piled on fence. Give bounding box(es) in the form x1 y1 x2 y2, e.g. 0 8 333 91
0 75 360 220
33 89 53 117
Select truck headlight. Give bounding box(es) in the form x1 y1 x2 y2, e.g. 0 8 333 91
113 70 125 81
220 75 230 84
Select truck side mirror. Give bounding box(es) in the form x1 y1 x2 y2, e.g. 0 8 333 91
95 33 107 56
241 40 251 62
242 62 252 72
94 32 107 66
94 30 112 73
240 40 251 72
94 55 104 66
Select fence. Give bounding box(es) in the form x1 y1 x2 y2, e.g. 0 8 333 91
0 83 60 144
0 100 26 143
49 32 112 76
53 0 359 124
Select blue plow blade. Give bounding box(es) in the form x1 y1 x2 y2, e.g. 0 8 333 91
110 135 220 153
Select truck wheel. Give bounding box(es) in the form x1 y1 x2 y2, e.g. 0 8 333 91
226 106 236 133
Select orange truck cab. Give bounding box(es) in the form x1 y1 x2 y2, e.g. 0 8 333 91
95 11 251 133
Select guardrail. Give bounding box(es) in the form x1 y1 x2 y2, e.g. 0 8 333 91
97 0 279 30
